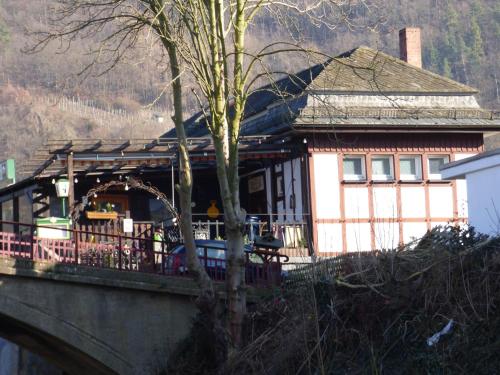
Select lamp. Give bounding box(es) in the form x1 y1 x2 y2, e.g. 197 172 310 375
55 179 69 198
54 179 70 217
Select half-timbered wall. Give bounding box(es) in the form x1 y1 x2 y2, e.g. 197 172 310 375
308 133 483 255
264 157 304 223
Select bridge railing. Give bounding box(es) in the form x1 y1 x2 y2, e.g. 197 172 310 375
0 221 282 286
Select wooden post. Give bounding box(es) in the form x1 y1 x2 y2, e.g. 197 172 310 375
118 235 122 270
161 236 165 275
74 228 79 265
30 223 35 261
13 197 19 234
67 153 74 216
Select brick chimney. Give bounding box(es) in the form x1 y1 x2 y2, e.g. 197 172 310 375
399 27 422 68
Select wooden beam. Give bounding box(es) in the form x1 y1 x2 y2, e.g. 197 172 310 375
33 157 56 177
84 164 99 174
111 163 126 172
112 140 131 152
68 153 74 211
49 141 73 154
143 140 158 150
81 140 102 152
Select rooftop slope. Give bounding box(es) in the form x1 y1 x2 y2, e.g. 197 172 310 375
163 46 481 138
310 46 478 94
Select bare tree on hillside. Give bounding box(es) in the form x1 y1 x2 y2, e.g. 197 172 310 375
28 0 380 355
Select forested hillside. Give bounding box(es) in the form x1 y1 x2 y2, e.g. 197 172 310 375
0 0 498 166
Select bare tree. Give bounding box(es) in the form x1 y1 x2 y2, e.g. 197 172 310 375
29 0 380 352
28 0 221 347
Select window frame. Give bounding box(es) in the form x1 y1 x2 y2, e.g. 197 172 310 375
343 155 366 182
371 155 394 181
399 155 422 181
427 155 450 180
91 194 129 214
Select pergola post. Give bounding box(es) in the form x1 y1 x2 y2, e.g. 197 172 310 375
67 153 74 217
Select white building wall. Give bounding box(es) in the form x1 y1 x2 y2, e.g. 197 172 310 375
317 223 342 253
313 154 340 219
429 186 454 218
466 168 500 235
278 158 304 222
344 188 369 219
374 222 399 250
456 180 468 218
454 153 476 219
401 187 426 218
313 154 341 252
373 187 397 218
267 158 304 223
282 160 293 221
292 158 303 221
309 150 478 254
277 200 285 222
403 222 428 244
264 157 305 226
310 93 480 109
346 223 371 252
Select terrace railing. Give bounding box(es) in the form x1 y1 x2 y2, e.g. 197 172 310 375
0 220 282 286
191 214 311 258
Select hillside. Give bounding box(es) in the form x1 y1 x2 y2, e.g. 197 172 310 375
0 0 499 168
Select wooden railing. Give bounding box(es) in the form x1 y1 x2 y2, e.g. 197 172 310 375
0 221 283 286
74 220 154 242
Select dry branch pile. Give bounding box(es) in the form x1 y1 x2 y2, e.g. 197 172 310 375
224 226 500 374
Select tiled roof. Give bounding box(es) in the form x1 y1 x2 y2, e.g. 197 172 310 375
163 45 482 138
310 46 478 94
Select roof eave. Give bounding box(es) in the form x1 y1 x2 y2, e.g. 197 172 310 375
441 149 500 179
292 123 500 133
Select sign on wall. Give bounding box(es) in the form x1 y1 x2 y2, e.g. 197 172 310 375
248 175 265 194
35 218 71 239
123 218 134 233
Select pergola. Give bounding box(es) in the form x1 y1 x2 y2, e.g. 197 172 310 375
18 136 292 211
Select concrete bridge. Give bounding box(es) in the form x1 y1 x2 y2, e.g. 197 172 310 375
0 257 207 375
0 223 277 374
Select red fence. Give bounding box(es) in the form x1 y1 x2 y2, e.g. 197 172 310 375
0 221 282 286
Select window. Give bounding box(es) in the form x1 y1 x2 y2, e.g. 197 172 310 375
343 155 366 181
371 155 394 181
91 194 129 214
399 155 422 181
428 155 450 180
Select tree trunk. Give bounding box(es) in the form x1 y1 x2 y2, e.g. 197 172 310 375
212 135 247 348
225 227 247 348
165 35 227 361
